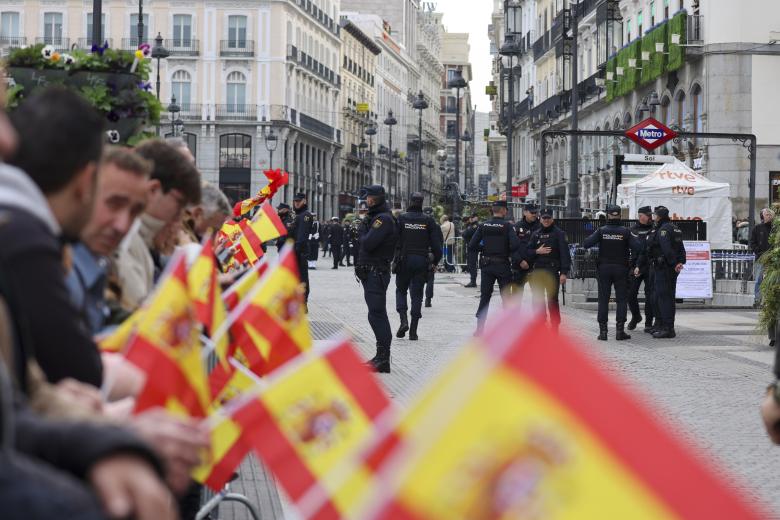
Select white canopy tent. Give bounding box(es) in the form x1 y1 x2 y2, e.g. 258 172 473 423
617 161 733 249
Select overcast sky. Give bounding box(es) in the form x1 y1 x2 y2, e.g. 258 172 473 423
438 0 493 113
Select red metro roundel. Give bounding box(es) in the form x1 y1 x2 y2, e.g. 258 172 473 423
625 118 678 151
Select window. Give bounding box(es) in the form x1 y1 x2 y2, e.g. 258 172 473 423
674 90 686 129
625 18 631 41
650 1 656 26
226 71 246 112
43 12 63 44
664 0 670 19
219 134 252 203
86 13 105 40
660 95 671 124
172 70 192 109
1 12 19 40
129 14 149 43
692 84 703 135
446 120 457 139
228 15 247 48
173 15 192 47
637 10 643 36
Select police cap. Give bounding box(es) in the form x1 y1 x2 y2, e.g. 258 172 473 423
606 204 621 218
293 192 307 201
654 206 669 218
540 208 553 218
492 200 508 208
422 206 433 215
359 185 386 198
409 192 424 205
277 202 290 210
638 205 652 216
524 203 539 213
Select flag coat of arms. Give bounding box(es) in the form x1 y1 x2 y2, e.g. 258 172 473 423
187 237 229 364
354 307 766 520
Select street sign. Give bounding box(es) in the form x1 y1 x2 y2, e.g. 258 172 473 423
622 153 675 164
624 118 678 151
356 103 369 113
511 183 529 198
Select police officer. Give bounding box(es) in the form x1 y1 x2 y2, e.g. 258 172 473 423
646 205 686 339
422 206 441 307
527 208 571 333
328 216 344 269
356 185 399 373
469 200 521 334
583 205 641 341
395 193 443 341
275 202 292 251
511 203 541 298
462 214 480 288
290 193 314 304
628 206 655 332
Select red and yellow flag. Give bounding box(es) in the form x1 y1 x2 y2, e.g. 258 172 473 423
97 308 143 353
222 257 270 311
243 338 393 517
124 254 211 418
353 306 767 520
228 246 311 377
250 201 288 242
187 237 229 365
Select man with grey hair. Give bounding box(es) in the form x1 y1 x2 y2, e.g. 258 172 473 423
186 181 231 240
751 207 775 306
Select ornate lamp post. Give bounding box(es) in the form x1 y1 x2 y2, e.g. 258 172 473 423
447 69 467 204
383 110 397 203
412 90 429 193
167 95 182 137
264 124 278 169
151 33 169 102
359 138 368 183
365 121 377 183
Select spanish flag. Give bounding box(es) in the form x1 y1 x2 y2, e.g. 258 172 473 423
125 254 211 418
250 201 288 242
97 308 143 352
222 256 270 311
355 306 767 520
187 237 230 366
227 245 311 377
243 337 393 517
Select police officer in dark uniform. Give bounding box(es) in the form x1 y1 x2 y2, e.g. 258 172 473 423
328 217 344 269
275 202 292 251
627 206 655 332
356 185 399 373
469 200 521 334
290 192 314 304
462 214 480 288
583 204 641 341
395 193 443 341
527 208 571 333
423 206 441 307
511 203 541 298
646 205 686 339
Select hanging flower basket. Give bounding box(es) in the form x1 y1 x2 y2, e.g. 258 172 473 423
4 43 161 145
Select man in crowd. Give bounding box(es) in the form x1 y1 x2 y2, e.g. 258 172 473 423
185 182 231 242
462 214 480 288
395 193 442 341
440 214 456 272
511 203 541 299
423 206 441 307
114 139 201 310
627 206 656 332
329 216 345 269
356 186 398 373
469 200 521 334
751 207 775 306
276 202 292 251
290 193 314 303
527 208 571 333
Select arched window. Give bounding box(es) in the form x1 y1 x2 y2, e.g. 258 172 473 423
691 84 703 134
660 95 671 125
226 71 246 112
171 70 191 109
219 133 252 203
674 90 686 129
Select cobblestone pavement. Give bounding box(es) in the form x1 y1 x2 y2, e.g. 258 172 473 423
220 254 780 519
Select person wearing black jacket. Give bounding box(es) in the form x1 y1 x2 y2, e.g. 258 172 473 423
511 203 541 298
645 206 686 339
423 206 442 307
462 214 480 287
583 205 641 341
394 193 443 341
527 208 571 333
469 200 521 334
750 208 775 305
328 217 345 269
275 202 292 251
627 206 656 332
356 186 399 373
290 193 314 303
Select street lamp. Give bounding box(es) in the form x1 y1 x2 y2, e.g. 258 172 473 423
91 1 103 47
365 121 377 183
499 35 522 217
315 172 323 217
167 95 181 136
383 110 397 203
151 34 169 104
461 130 472 195
137 1 145 44
447 68 467 218
425 160 435 205
412 90 429 193
263 123 278 169
358 138 368 184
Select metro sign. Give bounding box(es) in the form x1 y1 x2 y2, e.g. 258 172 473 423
625 117 678 151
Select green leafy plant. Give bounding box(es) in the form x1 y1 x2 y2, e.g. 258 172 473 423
79 84 112 112
758 214 780 332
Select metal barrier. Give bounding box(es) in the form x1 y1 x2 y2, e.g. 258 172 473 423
442 236 467 271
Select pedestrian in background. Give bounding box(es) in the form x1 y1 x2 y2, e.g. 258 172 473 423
290 193 314 304
307 214 320 270
751 208 775 306
527 209 571 334
423 206 441 307
462 214 480 288
328 216 344 269
440 214 455 272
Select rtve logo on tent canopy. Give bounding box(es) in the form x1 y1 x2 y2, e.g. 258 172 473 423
625 118 678 151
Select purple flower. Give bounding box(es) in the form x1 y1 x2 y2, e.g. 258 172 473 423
91 41 109 56
138 43 151 58
107 111 120 122
138 81 152 92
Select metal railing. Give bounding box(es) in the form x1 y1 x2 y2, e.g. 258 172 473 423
687 14 703 44
220 40 254 57
76 37 113 48
177 103 204 120
120 37 149 50
165 39 199 56
35 37 70 51
214 104 257 121
0 36 26 47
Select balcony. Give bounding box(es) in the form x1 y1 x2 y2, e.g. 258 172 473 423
35 37 70 52
299 112 334 140
0 36 26 48
220 40 254 57
287 44 298 61
214 104 257 121
165 39 199 56
121 37 150 51
177 103 204 120
76 37 113 49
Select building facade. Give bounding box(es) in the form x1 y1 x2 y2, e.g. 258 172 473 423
441 32 473 199
338 17 380 216
0 0 344 216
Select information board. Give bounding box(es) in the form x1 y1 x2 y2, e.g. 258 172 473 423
676 241 712 299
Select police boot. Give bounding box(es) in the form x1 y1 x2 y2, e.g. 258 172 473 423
597 323 608 341
627 315 641 331
652 324 674 339
425 298 432 308
366 346 391 373
396 314 409 338
409 318 419 341
643 319 656 334
616 322 631 341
